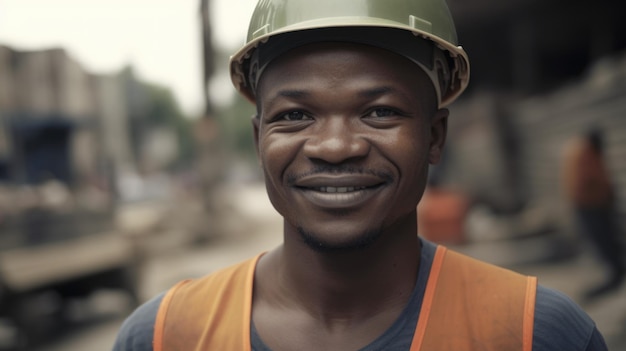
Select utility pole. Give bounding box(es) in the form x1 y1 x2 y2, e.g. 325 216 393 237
200 0 215 117
196 0 224 242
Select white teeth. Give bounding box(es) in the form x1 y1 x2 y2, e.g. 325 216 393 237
318 186 362 193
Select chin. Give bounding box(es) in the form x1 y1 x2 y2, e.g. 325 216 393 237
297 226 382 253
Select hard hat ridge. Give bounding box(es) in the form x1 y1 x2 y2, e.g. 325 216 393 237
245 27 450 106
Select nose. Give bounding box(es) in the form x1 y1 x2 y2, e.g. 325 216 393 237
302 117 370 164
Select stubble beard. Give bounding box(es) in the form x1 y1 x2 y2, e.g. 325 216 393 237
297 225 382 253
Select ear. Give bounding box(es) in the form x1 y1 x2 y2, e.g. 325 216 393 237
428 108 448 165
251 115 262 166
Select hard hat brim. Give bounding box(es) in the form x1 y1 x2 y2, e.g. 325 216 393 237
230 18 469 107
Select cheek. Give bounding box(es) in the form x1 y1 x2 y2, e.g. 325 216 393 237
258 139 289 217
258 134 308 220
389 126 431 172
260 133 293 163
390 128 431 196
258 133 304 188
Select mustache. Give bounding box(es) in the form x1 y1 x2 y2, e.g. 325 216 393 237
286 165 394 185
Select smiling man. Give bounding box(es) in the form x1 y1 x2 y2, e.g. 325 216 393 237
255 41 441 255
113 0 608 350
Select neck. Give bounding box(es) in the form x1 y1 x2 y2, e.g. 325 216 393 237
277 214 421 321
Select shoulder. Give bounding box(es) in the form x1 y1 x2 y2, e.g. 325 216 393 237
533 285 608 351
112 292 165 351
173 254 262 299
112 255 263 351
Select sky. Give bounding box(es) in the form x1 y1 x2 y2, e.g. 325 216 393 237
0 0 258 116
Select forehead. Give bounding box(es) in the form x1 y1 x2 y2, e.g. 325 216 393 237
256 42 435 103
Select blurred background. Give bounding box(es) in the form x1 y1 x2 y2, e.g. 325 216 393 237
0 0 625 349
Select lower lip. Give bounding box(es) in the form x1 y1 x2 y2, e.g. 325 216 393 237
297 186 383 209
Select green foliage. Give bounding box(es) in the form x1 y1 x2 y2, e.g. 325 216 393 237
144 85 184 125
141 82 196 168
215 94 257 162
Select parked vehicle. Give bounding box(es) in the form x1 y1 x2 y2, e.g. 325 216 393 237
0 115 141 348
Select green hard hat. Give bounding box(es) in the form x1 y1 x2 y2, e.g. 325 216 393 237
230 0 470 108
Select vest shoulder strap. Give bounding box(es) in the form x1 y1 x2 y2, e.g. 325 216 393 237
155 248 536 351
154 254 261 351
412 246 537 351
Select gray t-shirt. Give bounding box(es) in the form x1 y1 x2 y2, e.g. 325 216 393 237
113 240 608 350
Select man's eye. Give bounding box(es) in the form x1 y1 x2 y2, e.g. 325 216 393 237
367 108 397 118
280 111 310 121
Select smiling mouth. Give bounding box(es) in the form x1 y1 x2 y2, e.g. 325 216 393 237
291 171 391 208
314 186 368 193
297 183 385 209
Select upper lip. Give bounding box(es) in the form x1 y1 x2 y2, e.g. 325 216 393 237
293 174 387 190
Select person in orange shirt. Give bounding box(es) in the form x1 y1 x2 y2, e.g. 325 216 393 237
563 128 625 300
417 175 471 245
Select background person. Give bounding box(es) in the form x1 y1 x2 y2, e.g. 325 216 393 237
563 128 625 301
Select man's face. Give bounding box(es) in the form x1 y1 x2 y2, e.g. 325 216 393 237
253 42 447 251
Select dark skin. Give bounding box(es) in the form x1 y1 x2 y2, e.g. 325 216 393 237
250 42 448 351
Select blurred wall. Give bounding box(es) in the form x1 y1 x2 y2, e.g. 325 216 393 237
435 0 626 240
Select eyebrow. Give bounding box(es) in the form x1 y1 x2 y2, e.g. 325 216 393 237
359 86 416 107
274 86 397 99
358 86 396 98
264 86 409 110
277 89 310 99
263 88 309 106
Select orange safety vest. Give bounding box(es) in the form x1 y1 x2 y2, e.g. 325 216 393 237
154 246 537 351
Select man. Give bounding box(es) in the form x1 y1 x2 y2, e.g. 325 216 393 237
114 0 608 349
563 128 625 301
